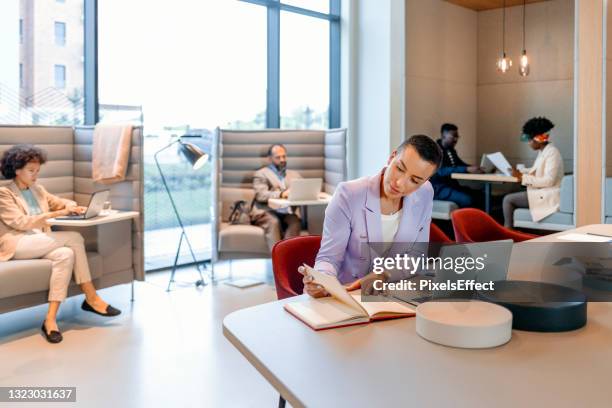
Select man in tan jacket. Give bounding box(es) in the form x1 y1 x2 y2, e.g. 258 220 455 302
252 144 302 250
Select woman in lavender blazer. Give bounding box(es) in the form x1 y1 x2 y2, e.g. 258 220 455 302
304 135 443 297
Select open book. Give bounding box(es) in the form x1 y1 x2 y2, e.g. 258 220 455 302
284 265 416 330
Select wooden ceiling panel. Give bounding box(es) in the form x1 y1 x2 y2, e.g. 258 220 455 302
445 0 551 11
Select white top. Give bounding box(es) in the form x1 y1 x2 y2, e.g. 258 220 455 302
380 211 401 253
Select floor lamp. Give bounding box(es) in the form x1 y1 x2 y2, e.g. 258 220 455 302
154 135 210 291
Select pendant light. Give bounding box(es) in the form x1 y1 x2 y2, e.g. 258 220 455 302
519 0 530 76
496 0 512 73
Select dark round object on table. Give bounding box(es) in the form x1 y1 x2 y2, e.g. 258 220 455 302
476 281 587 332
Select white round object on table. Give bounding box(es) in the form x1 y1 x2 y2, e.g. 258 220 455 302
416 300 512 349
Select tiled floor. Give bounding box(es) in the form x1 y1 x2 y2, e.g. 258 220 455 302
0 260 287 408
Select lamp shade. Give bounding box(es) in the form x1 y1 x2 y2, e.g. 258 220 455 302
179 140 209 170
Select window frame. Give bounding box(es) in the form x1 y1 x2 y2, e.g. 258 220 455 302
54 64 66 89
239 0 341 129
54 21 67 46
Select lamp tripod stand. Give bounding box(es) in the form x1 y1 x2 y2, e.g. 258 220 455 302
154 137 210 291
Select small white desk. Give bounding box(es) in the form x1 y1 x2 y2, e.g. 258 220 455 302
47 210 140 227
451 173 519 213
223 224 612 408
268 193 332 230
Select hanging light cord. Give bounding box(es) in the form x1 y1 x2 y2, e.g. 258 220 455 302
502 0 506 54
523 0 526 50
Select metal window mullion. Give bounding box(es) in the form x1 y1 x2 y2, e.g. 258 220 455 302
84 0 99 125
267 3 280 128
329 0 341 129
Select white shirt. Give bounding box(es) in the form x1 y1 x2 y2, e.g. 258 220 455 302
380 211 402 253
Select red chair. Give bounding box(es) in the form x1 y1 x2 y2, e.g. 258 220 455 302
429 223 453 243
451 208 537 243
271 235 322 300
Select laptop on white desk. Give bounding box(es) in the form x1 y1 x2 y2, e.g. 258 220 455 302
55 190 109 220
288 178 322 201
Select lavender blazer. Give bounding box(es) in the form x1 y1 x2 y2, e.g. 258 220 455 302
314 169 434 284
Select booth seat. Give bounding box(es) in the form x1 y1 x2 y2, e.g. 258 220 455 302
212 128 348 275
0 125 144 314
432 200 458 220
513 175 575 231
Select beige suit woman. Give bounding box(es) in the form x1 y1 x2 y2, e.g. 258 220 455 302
0 145 121 344
503 117 564 227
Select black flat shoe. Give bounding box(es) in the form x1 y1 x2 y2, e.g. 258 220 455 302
81 300 121 317
41 322 63 344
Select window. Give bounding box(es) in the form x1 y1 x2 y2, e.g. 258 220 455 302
241 0 341 129
55 22 66 46
98 0 267 270
54 65 66 89
0 0 84 126
96 0 339 270
280 11 329 128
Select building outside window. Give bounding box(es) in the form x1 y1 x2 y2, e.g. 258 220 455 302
54 64 66 89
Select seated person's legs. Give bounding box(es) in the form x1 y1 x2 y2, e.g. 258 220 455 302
252 211 282 250
12 231 119 338
502 191 529 227
281 213 301 239
443 188 473 208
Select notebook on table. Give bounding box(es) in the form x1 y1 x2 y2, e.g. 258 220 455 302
284 265 416 331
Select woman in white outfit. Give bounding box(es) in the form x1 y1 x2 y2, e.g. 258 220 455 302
503 117 564 227
0 145 121 344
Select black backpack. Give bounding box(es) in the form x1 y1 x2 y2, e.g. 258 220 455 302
228 200 252 225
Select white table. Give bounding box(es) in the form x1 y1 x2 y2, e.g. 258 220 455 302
451 173 518 213
268 193 332 230
47 210 140 227
223 224 612 408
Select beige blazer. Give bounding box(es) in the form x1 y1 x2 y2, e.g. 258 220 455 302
252 166 302 214
0 182 76 261
520 143 564 222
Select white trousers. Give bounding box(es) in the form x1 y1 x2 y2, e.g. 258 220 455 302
12 231 92 302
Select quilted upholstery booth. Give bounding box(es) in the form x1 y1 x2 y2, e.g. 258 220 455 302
0 125 144 314
212 128 347 274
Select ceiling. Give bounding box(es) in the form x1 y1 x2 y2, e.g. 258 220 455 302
445 0 550 11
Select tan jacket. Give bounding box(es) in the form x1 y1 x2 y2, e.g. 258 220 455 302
252 166 302 215
520 143 564 222
0 182 75 261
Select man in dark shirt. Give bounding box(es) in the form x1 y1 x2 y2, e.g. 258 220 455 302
430 123 483 208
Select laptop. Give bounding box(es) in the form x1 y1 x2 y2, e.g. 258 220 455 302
288 178 322 201
56 190 110 220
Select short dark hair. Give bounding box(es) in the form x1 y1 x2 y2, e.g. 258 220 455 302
267 144 286 156
440 123 458 135
397 135 443 169
0 144 47 179
522 116 554 138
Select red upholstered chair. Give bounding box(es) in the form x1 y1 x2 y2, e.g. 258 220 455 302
271 235 322 300
451 208 537 243
429 223 453 243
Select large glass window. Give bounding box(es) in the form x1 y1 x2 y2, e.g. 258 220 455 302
242 0 340 129
280 11 329 129
0 0 84 126
98 0 267 270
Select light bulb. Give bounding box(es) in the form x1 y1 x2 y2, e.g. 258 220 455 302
519 50 530 76
496 53 512 73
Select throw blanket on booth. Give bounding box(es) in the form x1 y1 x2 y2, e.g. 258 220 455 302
92 124 133 184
